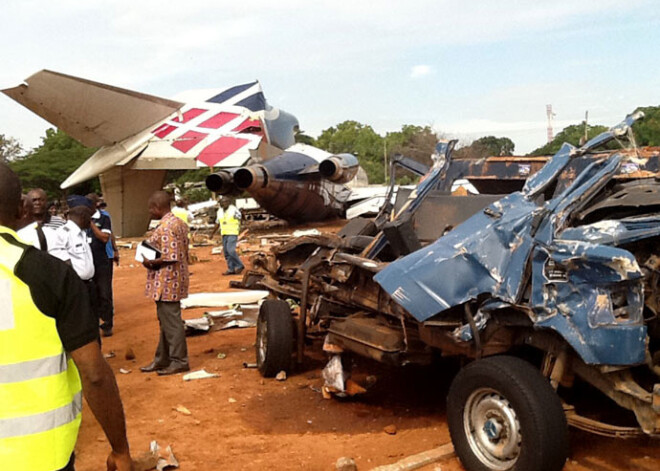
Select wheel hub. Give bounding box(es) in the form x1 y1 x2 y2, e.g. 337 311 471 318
257 316 267 364
463 388 521 470
483 418 503 440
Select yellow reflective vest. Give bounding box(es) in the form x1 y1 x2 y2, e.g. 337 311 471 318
0 227 82 470
217 205 240 236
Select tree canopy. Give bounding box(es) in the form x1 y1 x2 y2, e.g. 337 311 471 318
632 106 660 146
6 106 660 198
454 136 515 159
9 128 98 198
0 134 23 163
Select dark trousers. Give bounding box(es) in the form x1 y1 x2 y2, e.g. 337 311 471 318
93 260 114 331
153 300 189 368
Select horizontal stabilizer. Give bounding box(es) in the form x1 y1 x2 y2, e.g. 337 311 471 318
2 70 183 147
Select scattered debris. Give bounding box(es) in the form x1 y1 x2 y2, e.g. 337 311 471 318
345 379 367 396
184 316 212 334
217 353 227 359
243 362 257 369
104 351 116 359
275 370 287 381
321 355 349 397
136 440 180 471
220 319 255 330
293 228 321 237
206 308 241 318
228 397 237 403
369 443 454 471
174 405 191 416
181 290 269 309
182 369 219 381
125 347 136 361
211 246 223 255
383 425 397 435
119 368 131 374
336 457 358 471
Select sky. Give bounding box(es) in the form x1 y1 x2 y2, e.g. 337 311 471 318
1 0 659 155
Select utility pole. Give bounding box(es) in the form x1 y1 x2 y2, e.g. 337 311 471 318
584 110 589 143
384 139 388 184
546 104 555 143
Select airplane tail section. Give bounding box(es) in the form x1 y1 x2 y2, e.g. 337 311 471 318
2 70 183 147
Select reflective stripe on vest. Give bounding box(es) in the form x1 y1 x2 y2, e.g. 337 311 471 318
0 391 82 439
0 226 82 470
219 207 240 235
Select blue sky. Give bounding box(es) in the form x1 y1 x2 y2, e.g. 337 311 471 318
1 0 659 155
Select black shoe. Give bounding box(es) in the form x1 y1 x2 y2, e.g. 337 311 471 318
222 270 235 276
140 361 169 373
157 364 191 376
235 267 244 275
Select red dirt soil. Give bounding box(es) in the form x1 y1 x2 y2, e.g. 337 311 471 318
74 243 659 471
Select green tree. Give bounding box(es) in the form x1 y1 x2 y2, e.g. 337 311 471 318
384 125 439 183
632 106 660 146
0 134 23 163
529 123 609 156
454 136 515 159
316 120 385 183
9 128 98 198
294 132 316 145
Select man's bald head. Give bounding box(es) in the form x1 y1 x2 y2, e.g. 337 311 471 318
0 162 23 228
148 191 173 219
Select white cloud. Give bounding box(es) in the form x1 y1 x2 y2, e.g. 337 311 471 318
410 65 432 78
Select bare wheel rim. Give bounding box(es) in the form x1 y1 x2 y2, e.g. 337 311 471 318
257 316 267 364
463 387 522 470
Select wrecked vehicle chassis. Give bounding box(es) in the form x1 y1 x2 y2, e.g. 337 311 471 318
245 114 660 471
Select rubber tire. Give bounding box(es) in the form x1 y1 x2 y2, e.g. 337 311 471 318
447 355 568 471
256 300 294 378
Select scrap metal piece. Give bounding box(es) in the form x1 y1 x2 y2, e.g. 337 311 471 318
369 443 455 471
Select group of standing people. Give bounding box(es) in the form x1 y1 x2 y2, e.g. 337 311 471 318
16 189 117 337
1 157 246 469
0 162 133 470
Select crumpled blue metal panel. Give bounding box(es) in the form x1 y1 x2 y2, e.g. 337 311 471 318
530 241 646 365
374 192 539 321
375 111 650 365
560 215 660 246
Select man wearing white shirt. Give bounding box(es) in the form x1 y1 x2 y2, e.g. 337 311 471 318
51 196 95 282
17 194 61 252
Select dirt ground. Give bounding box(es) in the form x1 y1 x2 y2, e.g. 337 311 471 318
74 238 660 471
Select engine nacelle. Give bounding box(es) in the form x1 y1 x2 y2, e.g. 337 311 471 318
234 165 268 191
319 154 359 184
205 170 237 195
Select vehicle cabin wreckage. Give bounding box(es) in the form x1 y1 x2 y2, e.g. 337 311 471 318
237 112 660 471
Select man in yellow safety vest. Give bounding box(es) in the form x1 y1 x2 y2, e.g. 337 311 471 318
0 162 134 471
211 197 244 275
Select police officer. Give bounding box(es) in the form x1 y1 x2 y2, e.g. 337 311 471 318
86 193 115 337
0 163 134 470
50 195 95 282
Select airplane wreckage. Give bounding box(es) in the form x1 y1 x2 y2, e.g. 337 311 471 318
240 112 660 471
2 70 367 235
